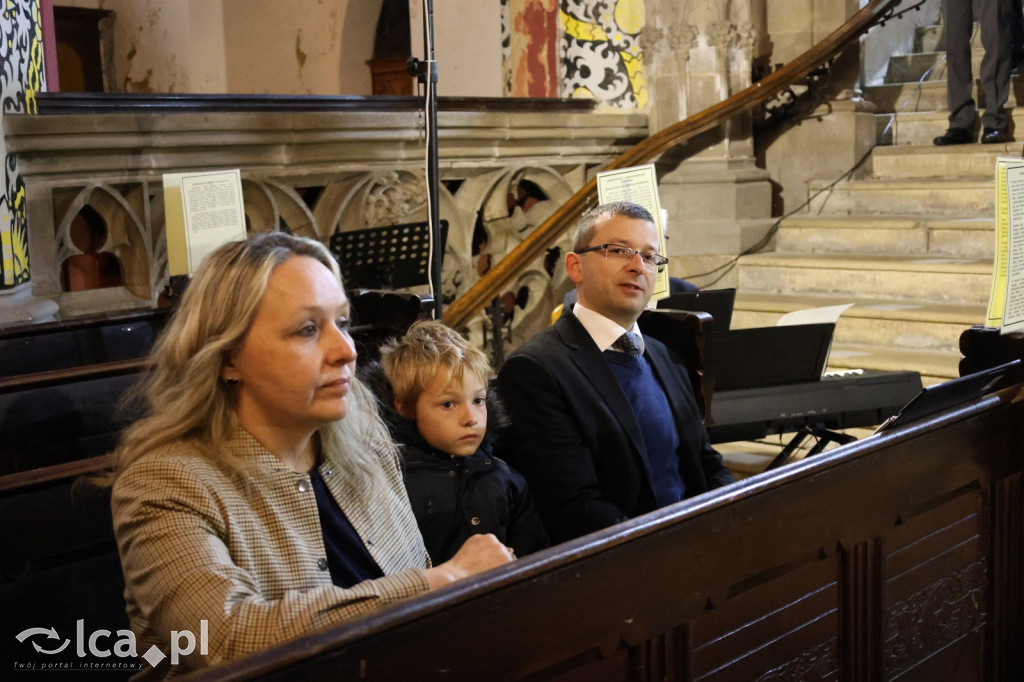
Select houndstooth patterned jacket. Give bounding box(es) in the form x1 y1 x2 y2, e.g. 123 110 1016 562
112 428 430 679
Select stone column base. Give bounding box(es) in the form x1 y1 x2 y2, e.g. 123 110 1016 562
761 98 878 214
659 155 774 289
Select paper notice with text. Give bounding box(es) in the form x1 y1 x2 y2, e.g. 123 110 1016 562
596 164 669 302
1001 163 1024 333
163 170 247 276
988 158 1019 327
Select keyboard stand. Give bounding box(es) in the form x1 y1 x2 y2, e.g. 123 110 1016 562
765 426 857 471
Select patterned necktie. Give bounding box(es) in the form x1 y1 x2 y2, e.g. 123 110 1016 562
612 331 641 357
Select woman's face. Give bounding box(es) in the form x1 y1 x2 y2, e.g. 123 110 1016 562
225 255 357 437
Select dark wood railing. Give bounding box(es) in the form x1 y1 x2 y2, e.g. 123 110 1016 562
184 377 1024 681
443 0 904 328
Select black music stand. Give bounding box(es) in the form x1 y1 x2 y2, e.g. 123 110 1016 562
657 288 737 330
711 323 846 471
329 220 448 291
874 359 1022 433
712 323 834 392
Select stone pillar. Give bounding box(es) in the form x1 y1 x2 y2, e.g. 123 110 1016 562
0 0 58 326
644 0 773 288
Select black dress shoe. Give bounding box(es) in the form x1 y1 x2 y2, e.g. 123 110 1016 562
933 127 974 145
981 127 1009 144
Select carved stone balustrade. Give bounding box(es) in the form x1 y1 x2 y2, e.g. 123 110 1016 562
3 95 647 350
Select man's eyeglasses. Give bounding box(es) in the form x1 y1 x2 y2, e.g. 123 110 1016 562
575 243 669 273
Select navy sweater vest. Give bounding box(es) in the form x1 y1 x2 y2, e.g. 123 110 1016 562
603 349 685 507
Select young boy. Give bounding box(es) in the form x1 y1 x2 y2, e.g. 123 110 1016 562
379 321 548 563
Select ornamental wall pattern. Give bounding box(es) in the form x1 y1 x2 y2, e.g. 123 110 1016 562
0 0 44 291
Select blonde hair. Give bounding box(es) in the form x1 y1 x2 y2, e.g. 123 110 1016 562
379 320 492 418
109 232 392 494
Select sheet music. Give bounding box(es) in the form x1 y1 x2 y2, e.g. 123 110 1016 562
776 303 853 326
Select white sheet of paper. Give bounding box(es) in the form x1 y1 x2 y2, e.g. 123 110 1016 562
777 303 854 326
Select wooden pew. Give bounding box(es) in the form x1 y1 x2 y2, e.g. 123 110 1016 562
0 311 164 475
0 360 149 475
0 293 427 476
637 309 715 419
0 310 166 379
0 457 130 678
181 378 1024 681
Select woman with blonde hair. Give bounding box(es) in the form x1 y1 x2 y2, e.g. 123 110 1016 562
111 232 511 679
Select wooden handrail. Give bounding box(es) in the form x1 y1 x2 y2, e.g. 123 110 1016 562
443 0 903 328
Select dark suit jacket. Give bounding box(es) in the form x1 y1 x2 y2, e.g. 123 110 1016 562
495 312 734 543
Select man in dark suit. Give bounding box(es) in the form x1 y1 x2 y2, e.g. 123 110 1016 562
495 202 734 543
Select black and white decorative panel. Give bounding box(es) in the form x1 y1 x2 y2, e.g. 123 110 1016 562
560 0 647 108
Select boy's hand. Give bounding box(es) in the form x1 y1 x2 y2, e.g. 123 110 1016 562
423 534 514 587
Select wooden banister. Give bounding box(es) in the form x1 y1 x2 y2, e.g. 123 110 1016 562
443 0 903 328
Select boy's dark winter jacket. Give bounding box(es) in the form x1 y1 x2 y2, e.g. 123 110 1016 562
401 433 549 563
362 363 549 563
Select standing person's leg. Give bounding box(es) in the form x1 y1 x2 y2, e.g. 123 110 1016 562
935 0 978 144
978 0 1014 140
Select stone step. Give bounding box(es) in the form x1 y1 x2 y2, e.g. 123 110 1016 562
916 24 945 54
807 177 994 215
884 49 986 85
776 214 994 258
737 252 993 304
885 51 946 84
826 342 960 384
864 72 1024 115
875 109 1024 148
774 212 991 254
871 138 1015 177
776 215 927 254
864 80 950 114
914 22 982 54
730 291 985 353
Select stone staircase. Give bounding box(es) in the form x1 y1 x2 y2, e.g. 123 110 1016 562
732 18 1016 387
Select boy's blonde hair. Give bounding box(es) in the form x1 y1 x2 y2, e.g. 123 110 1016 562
380 320 492 417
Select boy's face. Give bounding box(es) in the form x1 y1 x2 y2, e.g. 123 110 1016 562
412 367 487 457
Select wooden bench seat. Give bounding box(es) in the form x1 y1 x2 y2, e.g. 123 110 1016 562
0 457 129 678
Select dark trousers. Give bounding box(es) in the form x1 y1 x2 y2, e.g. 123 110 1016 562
943 0 1014 130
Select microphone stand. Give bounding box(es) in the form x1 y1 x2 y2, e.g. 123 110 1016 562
408 0 442 320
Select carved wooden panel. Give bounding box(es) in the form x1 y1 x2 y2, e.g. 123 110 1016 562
882 490 987 681
691 557 840 681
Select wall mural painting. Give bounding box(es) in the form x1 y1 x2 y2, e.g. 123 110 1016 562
561 0 647 108
501 0 560 98
1 0 44 290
